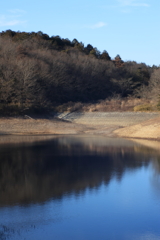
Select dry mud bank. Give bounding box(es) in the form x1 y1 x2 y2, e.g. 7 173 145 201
57 112 160 139
0 112 159 141
114 116 160 140
57 112 159 127
0 118 87 135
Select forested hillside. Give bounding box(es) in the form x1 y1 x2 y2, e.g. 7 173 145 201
0 30 159 115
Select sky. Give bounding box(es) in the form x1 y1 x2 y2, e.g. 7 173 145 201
0 0 160 66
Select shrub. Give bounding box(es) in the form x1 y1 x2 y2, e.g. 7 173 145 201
133 104 153 112
157 102 160 110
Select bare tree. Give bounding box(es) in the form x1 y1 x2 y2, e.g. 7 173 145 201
149 68 160 99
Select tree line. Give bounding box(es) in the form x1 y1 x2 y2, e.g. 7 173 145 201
0 30 159 114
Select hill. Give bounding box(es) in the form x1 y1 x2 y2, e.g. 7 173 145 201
0 30 159 115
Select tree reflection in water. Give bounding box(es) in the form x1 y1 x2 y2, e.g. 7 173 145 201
0 136 159 207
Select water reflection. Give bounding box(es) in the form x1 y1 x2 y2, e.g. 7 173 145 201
0 135 159 207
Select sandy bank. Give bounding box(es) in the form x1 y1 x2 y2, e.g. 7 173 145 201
57 112 160 140
114 116 160 140
0 112 159 141
0 118 86 135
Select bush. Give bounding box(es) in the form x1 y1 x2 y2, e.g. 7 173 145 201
133 104 153 112
157 102 160 110
0 104 22 116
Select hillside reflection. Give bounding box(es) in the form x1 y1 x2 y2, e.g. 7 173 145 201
0 136 160 206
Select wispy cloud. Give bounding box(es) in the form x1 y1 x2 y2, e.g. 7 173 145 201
85 22 107 29
0 9 27 27
8 9 26 14
91 22 107 29
134 233 160 240
117 0 150 7
0 18 26 27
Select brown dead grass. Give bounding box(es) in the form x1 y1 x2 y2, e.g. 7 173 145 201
56 97 159 113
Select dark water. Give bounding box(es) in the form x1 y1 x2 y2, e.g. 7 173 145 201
0 135 160 240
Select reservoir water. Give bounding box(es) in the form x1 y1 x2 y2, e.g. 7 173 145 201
0 135 160 240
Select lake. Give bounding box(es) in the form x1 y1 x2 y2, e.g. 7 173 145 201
0 135 160 240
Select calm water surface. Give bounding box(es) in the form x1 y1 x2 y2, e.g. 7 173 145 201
0 135 160 240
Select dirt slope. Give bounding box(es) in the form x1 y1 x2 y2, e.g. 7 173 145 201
114 117 160 140
0 112 159 141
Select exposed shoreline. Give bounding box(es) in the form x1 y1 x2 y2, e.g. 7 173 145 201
0 112 160 142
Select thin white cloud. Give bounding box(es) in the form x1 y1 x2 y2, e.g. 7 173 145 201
85 22 107 29
117 0 150 7
0 10 27 27
132 233 160 240
0 19 26 27
92 22 107 29
8 9 26 14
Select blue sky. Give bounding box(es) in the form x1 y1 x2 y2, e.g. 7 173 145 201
0 0 159 66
